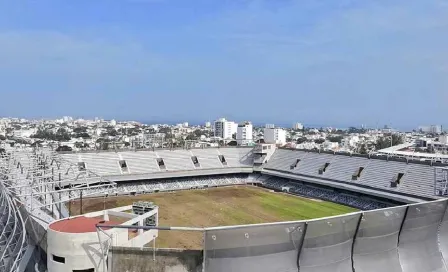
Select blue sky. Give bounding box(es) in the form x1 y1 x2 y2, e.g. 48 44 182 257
0 0 447 128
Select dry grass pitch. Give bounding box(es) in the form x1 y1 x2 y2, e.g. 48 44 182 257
69 186 357 249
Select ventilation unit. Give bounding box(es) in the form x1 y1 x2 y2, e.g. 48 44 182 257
396 172 404 184
290 159 301 170
218 155 227 166
156 158 166 170
119 160 129 173
352 167 365 181
77 162 86 172
318 162 331 175
191 156 200 168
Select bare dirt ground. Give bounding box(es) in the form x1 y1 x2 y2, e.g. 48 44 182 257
69 185 355 249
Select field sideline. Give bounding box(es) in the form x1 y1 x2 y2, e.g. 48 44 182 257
69 186 357 249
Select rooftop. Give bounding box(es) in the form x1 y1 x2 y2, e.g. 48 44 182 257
49 216 119 233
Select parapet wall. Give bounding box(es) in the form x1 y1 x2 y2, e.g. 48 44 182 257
108 198 448 272
109 247 203 272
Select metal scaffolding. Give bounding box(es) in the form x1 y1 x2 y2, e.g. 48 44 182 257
0 147 118 271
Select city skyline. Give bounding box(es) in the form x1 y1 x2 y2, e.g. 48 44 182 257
1 0 448 128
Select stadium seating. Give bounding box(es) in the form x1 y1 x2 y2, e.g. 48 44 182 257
264 149 443 200
119 151 160 174
292 152 335 176
261 176 390 210
190 149 224 169
79 153 122 176
101 174 252 196
218 148 254 167
156 150 195 171
323 156 369 181
60 147 254 176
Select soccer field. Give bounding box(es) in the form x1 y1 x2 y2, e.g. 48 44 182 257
69 186 357 249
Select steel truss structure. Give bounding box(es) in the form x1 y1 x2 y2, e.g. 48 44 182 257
0 147 117 271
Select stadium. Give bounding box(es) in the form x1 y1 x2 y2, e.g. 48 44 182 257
2 144 448 272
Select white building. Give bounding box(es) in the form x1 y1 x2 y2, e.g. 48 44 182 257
293 123 304 130
214 118 237 139
264 127 286 145
265 124 275 129
205 121 211 128
236 121 253 146
183 122 189 127
47 205 158 272
110 119 117 126
419 125 443 134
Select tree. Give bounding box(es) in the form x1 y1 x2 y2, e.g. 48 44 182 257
75 132 91 139
0 135 6 141
0 148 5 154
328 136 343 143
56 145 72 152
31 141 43 148
227 140 238 146
359 144 368 154
314 138 325 144
348 127 366 134
296 137 307 144
73 127 87 133
375 134 404 150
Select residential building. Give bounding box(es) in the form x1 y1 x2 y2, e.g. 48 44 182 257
264 127 286 145
419 125 443 134
214 118 237 139
265 124 275 129
236 121 253 146
293 123 304 130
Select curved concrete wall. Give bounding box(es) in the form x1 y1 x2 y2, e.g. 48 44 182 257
203 199 448 272
47 221 127 272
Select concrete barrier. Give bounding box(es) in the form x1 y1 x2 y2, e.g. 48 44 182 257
109 247 203 272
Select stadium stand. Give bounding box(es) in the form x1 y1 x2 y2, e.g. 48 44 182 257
119 151 160 174
261 176 389 210
60 147 254 177
191 149 224 169
263 148 446 200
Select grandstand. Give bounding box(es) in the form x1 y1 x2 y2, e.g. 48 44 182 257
2 145 448 271
263 148 446 201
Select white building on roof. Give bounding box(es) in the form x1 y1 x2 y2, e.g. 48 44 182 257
237 121 253 146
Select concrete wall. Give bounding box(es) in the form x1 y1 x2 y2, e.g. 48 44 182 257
47 224 128 272
109 247 203 272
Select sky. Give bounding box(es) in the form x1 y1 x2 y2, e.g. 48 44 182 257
0 0 448 129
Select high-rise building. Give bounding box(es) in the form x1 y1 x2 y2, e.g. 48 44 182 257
237 121 253 146
214 118 237 139
265 124 275 129
431 125 443 134
205 121 211 128
264 127 286 145
293 123 304 130
419 125 443 134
